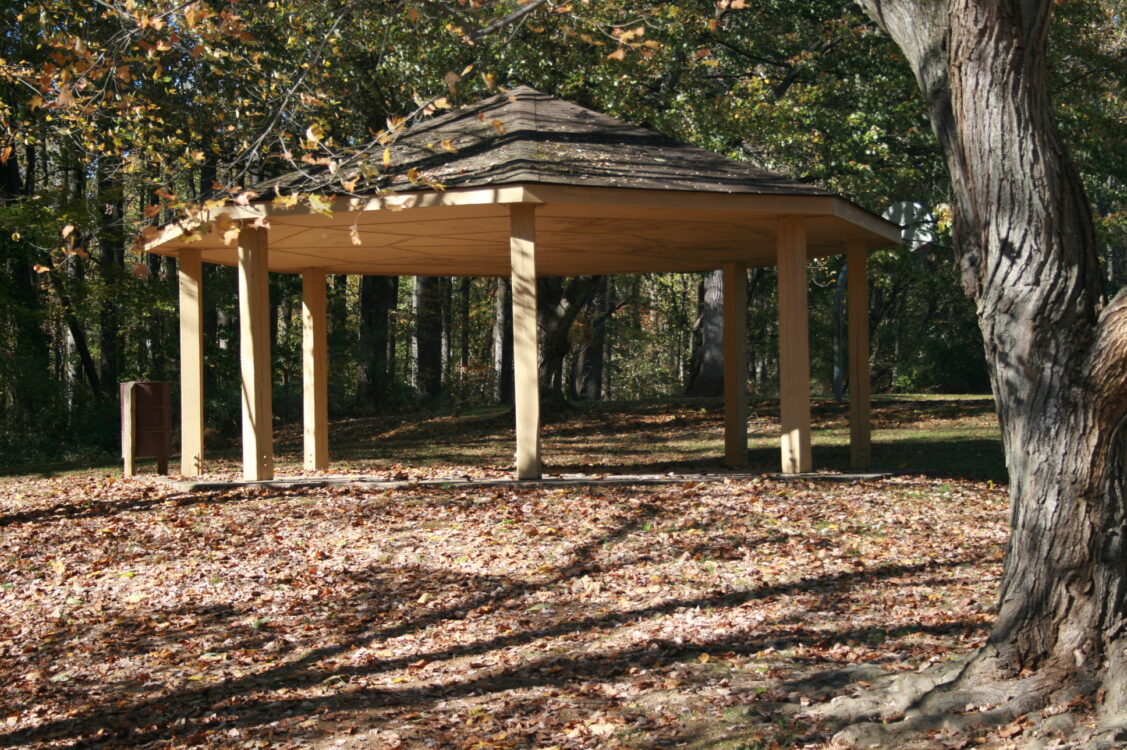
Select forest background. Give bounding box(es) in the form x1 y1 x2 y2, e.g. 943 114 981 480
0 0 1123 469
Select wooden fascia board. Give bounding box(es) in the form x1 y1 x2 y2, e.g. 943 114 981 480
832 198 903 246
144 185 534 255
519 183 837 215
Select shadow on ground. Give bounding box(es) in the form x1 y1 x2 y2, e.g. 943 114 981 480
0 466 1007 748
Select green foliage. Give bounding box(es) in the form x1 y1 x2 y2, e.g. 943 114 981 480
0 0 1119 464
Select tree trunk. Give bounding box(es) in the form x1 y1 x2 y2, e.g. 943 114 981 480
1 151 52 422
459 277 471 370
359 275 396 403
832 263 847 401
493 277 513 405
413 276 443 401
685 269 724 397
857 0 1127 718
48 273 101 396
569 275 610 401
440 276 453 376
537 276 599 406
96 161 124 396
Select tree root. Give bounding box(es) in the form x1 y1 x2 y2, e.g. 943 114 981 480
801 648 1125 749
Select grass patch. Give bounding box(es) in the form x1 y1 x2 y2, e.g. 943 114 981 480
100 395 1002 483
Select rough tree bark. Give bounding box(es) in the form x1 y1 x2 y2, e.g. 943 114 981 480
568 275 610 401
537 276 599 406
685 269 725 397
832 0 1127 742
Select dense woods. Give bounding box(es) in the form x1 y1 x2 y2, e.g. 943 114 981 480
0 0 1122 472
3 1 1127 743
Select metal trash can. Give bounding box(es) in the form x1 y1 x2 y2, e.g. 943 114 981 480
120 381 172 476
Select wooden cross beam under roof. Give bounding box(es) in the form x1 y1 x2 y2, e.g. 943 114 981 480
147 86 901 482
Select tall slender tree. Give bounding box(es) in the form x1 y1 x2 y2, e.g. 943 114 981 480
413 276 444 402
358 275 397 404
685 270 725 397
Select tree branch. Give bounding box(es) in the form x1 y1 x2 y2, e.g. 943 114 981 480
468 0 550 41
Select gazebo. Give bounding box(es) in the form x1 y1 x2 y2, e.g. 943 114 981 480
145 86 900 481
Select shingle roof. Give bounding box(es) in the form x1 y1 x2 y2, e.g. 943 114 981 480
262 86 831 197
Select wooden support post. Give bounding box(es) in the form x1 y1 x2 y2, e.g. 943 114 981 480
302 268 329 471
237 225 274 481
776 217 813 474
847 241 872 469
178 249 204 476
510 203 541 480
122 382 136 477
723 262 748 467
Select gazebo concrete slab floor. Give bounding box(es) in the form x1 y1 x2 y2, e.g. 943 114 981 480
145 86 900 483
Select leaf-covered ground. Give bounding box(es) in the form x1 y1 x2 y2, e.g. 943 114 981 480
1 399 1017 748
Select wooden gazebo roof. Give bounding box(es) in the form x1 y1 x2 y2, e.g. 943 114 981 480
267 85 834 196
148 86 899 276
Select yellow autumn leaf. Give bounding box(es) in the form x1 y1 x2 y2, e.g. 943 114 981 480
272 192 300 209
607 48 627 62
307 193 333 216
221 225 240 245
383 148 391 167
439 139 457 153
